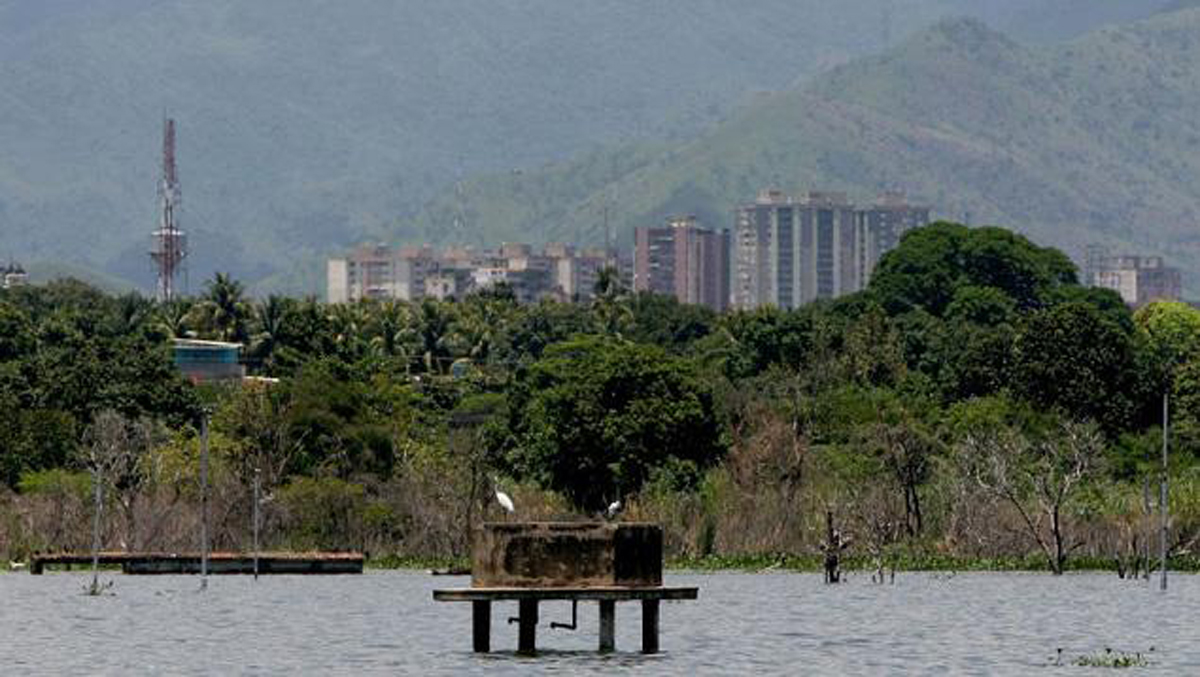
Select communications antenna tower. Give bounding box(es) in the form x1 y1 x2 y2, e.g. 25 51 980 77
150 118 188 301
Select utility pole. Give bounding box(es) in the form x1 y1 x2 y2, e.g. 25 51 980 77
1160 392 1169 591
89 462 104 595
253 467 261 581
200 411 210 590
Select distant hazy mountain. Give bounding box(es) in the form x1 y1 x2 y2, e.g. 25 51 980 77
409 8 1200 291
0 1 1176 294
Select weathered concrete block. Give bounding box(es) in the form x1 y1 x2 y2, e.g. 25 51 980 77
472 522 662 588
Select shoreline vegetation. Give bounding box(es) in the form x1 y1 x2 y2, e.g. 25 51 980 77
363 553 1200 574
14 553 1199 575
4 223 1200 579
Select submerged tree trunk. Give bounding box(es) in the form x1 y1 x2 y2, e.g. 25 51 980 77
822 510 846 584
1050 506 1065 575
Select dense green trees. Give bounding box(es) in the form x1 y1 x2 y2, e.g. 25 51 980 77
502 337 723 510
1012 301 1146 433
0 283 198 487
869 223 1076 316
2 225 1195 569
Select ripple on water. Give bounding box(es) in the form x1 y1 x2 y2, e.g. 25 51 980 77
0 571 1196 675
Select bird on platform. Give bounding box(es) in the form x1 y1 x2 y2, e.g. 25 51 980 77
495 489 515 513
604 499 622 520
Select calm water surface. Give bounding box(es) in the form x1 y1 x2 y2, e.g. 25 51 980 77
0 571 1195 675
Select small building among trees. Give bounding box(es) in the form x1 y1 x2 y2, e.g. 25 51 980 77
172 339 245 383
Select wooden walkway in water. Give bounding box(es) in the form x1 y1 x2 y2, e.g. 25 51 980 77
29 551 363 575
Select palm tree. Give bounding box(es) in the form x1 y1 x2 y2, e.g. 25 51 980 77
327 301 371 362
152 298 194 339
367 300 415 359
593 265 625 300
113 293 154 337
591 266 632 338
187 273 251 343
249 295 290 374
416 299 457 374
455 296 510 365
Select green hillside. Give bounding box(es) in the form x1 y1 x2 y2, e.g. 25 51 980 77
0 0 938 295
407 11 1200 290
0 1 1177 295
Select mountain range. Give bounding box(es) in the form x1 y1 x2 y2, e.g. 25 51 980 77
408 7 1200 292
0 0 1184 294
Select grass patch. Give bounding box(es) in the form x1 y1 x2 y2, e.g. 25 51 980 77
666 552 1200 573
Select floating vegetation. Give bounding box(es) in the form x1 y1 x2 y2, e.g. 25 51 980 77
1053 647 1154 668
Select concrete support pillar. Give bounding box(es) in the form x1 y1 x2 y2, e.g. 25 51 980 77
472 600 491 653
518 599 538 655
598 600 616 652
641 599 660 654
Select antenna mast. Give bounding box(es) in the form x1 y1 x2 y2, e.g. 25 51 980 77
150 118 188 301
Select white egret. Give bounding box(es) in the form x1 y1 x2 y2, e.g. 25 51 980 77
495 489 515 513
605 499 622 520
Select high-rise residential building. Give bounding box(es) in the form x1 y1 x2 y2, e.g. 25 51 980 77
802 191 859 303
733 189 930 309
634 216 730 311
854 191 932 289
1085 251 1181 307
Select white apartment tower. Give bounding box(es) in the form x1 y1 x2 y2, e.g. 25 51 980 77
733 189 930 309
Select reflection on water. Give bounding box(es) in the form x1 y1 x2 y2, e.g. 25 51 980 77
0 571 1196 675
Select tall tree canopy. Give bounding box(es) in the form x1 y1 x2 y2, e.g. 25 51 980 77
502 336 724 510
869 223 1077 317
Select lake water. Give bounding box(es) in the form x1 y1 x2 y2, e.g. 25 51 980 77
0 571 1195 675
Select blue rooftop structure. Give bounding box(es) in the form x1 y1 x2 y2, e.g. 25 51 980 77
172 339 245 383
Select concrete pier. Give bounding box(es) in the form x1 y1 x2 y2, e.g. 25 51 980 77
434 521 696 654
518 599 538 654
642 599 660 654
434 587 698 654
472 601 491 652
599 600 616 652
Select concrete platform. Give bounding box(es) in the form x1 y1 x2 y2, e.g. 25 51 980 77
435 522 696 655
473 522 663 588
433 586 698 602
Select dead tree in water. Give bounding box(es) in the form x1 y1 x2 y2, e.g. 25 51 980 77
81 410 158 594
1113 489 1154 581
864 418 934 538
854 488 903 584
960 421 1103 575
821 510 850 584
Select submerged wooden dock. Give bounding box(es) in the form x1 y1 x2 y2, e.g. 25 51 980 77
29 551 363 575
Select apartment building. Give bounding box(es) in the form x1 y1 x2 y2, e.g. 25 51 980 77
327 242 622 304
634 216 730 312
733 189 930 309
855 191 933 289
1083 246 1182 307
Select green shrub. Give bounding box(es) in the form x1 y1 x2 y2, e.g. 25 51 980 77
277 476 366 550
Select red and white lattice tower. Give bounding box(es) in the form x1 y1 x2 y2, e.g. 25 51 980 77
150 118 187 301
